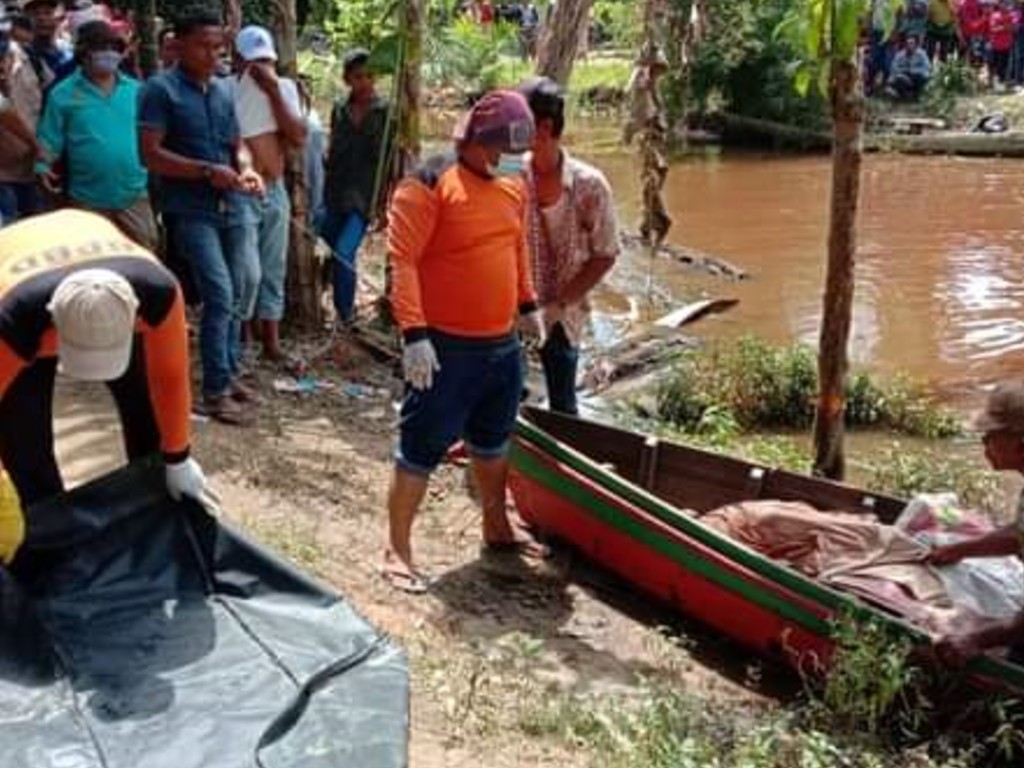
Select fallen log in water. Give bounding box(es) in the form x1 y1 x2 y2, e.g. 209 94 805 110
581 333 697 396
864 130 1024 157
621 233 749 281
581 300 739 396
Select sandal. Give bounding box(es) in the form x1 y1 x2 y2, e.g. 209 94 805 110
201 394 253 426
381 568 432 595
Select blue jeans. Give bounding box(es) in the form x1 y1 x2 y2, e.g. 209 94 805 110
175 219 255 398
539 322 580 415
249 179 291 322
397 334 523 475
320 209 368 323
0 182 41 228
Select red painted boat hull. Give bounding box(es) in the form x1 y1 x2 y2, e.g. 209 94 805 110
509 438 835 670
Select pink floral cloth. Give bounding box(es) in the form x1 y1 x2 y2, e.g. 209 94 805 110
522 151 621 344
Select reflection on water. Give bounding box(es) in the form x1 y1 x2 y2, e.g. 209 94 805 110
576 146 1024 409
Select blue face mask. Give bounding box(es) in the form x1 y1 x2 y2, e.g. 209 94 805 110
90 50 123 75
486 153 525 178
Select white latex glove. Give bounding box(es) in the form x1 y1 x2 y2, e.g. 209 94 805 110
166 458 222 514
402 339 441 391
518 310 547 349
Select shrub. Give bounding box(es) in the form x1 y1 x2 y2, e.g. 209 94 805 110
655 337 961 439
864 445 1002 514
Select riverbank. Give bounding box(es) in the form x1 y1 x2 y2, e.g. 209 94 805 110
52 329 1021 767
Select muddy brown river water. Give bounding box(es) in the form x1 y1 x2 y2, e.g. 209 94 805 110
579 146 1024 410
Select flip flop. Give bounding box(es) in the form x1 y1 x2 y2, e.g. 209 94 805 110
482 538 552 561
381 568 432 595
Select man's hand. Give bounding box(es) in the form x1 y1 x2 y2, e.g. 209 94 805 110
208 164 241 191
247 62 280 96
238 168 265 197
403 339 441 391
37 169 62 196
542 302 565 328
166 458 222 515
519 309 546 350
927 543 967 566
935 633 984 668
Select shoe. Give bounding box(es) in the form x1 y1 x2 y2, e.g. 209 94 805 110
230 380 260 405
202 394 252 426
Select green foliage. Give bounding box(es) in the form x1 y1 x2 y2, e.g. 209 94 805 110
591 0 642 50
777 0 900 99
922 58 979 119
322 0 397 52
809 615 926 738
655 337 960 439
424 18 521 93
864 445 1002 513
689 0 829 129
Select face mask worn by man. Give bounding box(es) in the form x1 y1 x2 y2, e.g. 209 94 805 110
90 49 123 75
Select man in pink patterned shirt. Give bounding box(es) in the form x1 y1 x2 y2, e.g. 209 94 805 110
519 77 620 415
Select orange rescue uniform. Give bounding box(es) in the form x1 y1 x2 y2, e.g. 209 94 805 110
387 154 537 342
0 210 192 461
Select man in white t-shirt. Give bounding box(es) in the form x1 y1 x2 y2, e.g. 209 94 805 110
233 25 307 361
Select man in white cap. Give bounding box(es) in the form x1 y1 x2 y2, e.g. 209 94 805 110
233 24 306 362
0 209 213 512
928 380 1024 667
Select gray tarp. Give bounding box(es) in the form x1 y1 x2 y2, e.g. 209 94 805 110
0 463 409 768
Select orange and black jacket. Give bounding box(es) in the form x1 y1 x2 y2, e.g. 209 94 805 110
387 152 538 344
0 210 192 462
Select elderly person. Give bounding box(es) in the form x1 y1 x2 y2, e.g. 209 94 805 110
383 90 546 593
929 380 1024 666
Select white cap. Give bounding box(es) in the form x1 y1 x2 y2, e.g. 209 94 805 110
236 25 277 62
47 269 140 382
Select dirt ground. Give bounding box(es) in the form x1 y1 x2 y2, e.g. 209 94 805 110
52 338 780 768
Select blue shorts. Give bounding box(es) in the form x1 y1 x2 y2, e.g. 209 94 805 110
397 333 523 475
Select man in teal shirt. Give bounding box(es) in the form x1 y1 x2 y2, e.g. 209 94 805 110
35 21 155 249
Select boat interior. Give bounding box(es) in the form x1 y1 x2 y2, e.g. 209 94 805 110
521 408 907 524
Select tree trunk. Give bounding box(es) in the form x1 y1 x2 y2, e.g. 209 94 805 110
271 0 321 331
134 0 158 77
812 59 864 480
398 0 424 169
536 0 595 86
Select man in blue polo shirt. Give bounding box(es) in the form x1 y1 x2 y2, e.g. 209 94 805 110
140 11 264 426
36 21 155 249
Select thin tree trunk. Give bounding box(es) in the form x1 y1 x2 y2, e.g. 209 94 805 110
134 0 158 77
536 0 594 86
271 0 321 331
812 59 863 480
398 0 424 169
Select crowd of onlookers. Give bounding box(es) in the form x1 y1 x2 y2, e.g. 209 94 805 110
868 0 1024 101
0 1 392 425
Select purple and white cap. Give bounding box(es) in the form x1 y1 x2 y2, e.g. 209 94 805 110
452 89 535 152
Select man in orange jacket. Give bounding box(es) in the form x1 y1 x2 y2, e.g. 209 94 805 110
383 90 546 593
0 209 214 513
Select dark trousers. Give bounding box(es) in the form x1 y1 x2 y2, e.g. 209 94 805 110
890 72 929 101
0 341 160 508
539 322 580 416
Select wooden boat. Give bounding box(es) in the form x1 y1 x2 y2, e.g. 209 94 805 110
508 407 1024 694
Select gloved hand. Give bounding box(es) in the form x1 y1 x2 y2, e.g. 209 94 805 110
402 339 441 391
166 458 222 514
518 310 547 349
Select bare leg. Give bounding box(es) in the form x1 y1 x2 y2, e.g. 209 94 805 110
473 455 549 558
260 319 283 362
384 467 429 582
